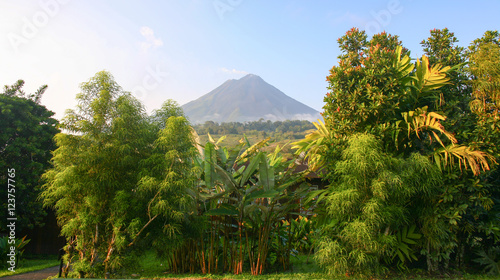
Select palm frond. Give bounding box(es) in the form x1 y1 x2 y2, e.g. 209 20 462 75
394 46 415 79
433 144 494 176
401 108 456 146
292 119 331 171
414 55 452 93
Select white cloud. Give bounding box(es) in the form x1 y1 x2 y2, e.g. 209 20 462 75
139 26 163 52
220 67 248 75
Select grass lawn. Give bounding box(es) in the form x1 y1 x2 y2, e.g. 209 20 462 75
0 254 59 278
13 253 497 280
97 252 496 280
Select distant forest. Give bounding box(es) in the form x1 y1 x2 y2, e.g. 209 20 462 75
192 119 315 137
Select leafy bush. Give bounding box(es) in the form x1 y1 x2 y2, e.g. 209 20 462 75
314 133 441 275
0 235 30 268
474 246 500 276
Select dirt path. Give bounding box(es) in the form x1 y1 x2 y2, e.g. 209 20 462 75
0 266 59 280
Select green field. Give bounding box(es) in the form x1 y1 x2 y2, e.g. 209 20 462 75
49 252 499 279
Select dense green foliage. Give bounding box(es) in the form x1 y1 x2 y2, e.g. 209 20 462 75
295 28 500 276
418 29 500 272
315 134 441 274
0 236 30 269
41 71 196 278
0 81 59 232
193 119 314 134
154 136 310 276
42 71 151 277
27 28 500 279
41 71 308 278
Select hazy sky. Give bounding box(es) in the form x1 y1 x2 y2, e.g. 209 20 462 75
1 0 498 120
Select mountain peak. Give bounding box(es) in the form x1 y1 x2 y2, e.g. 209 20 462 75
182 75 321 124
238 73 262 82
241 73 259 79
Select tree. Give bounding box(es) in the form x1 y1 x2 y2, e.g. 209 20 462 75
465 31 500 273
131 115 199 251
42 71 198 278
42 71 156 278
468 31 500 157
419 29 500 270
149 99 187 130
296 28 494 274
0 80 59 232
320 28 489 174
322 29 411 145
421 28 472 133
314 133 441 274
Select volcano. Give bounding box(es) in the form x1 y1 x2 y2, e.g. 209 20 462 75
182 74 320 124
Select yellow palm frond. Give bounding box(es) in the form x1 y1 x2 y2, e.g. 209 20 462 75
401 108 494 175
401 108 456 147
292 119 331 171
394 45 415 78
433 145 494 176
414 55 451 92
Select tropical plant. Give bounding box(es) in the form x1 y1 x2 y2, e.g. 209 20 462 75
297 28 497 275
314 133 441 275
292 119 337 173
474 246 500 276
319 28 491 174
130 115 199 247
41 72 196 279
287 216 314 254
164 135 309 275
0 236 30 268
392 225 422 270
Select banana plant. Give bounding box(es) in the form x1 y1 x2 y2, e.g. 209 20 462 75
196 136 308 275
